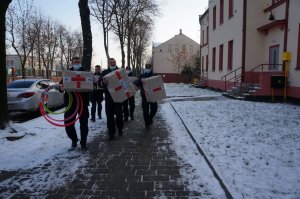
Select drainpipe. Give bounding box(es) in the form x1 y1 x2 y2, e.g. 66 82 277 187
283 0 290 99
241 0 247 83
283 0 290 52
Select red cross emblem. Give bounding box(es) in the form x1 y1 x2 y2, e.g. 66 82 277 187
71 75 86 88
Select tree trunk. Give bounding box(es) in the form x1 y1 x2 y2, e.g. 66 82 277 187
0 0 12 129
126 31 131 68
120 41 125 68
79 0 92 70
103 23 110 60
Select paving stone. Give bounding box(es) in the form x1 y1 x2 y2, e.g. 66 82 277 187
1 96 214 198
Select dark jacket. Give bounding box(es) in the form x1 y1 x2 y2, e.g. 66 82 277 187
134 71 154 99
91 72 104 100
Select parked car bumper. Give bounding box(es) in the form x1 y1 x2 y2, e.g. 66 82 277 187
8 100 39 112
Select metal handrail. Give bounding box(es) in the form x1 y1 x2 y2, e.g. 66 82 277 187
221 67 242 91
221 64 283 92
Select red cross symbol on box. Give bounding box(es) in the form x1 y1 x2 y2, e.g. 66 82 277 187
71 75 86 88
114 71 131 98
153 87 162 92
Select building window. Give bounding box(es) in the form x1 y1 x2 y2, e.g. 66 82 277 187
182 45 186 51
206 26 209 44
190 45 194 53
228 40 233 70
202 30 204 45
229 0 234 18
220 0 224 24
213 6 216 30
219 44 223 70
160 49 162 53
212 47 216 71
202 56 204 71
168 44 172 53
175 44 178 52
206 55 208 71
297 24 300 69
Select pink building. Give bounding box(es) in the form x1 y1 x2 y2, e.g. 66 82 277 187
200 0 300 101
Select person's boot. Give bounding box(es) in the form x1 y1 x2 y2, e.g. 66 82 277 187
69 141 77 151
80 139 87 151
108 135 114 141
118 130 123 136
90 117 95 122
150 117 153 125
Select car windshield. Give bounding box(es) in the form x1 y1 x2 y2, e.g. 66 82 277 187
7 80 35 88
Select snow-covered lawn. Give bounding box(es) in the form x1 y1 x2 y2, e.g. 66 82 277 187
162 83 300 198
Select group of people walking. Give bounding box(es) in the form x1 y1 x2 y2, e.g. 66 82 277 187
60 57 158 151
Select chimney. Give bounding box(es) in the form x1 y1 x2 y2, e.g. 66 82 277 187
179 29 182 34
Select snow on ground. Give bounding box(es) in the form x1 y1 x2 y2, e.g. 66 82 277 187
0 107 107 197
161 83 300 199
0 83 299 198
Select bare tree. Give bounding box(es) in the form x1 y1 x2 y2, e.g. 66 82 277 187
0 0 12 129
39 18 59 78
110 0 127 68
168 46 188 82
79 0 93 70
130 17 153 75
57 27 83 69
6 0 37 79
57 25 69 69
32 12 44 70
109 0 160 68
90 0 114 60
125 0 159 68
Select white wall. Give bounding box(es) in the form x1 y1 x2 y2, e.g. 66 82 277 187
152 32 200 74
287 0 300 87
245 0 269 70
208 0 244 81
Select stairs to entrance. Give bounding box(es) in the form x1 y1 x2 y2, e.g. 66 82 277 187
221 64 283 100
222 83 262 100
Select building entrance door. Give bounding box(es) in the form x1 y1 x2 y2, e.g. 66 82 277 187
269 45 280 70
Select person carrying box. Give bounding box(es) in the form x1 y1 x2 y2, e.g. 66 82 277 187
134 63 158 129
101 58 124 141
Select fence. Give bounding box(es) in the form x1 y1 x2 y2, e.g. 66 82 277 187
6 67 63 83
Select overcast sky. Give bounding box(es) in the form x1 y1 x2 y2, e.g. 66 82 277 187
33 0 208 68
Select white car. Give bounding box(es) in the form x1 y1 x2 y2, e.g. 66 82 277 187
7 79 64 112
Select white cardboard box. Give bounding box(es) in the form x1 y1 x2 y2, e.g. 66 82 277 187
143 75 166 102
63 71 94 92
103 68 135 102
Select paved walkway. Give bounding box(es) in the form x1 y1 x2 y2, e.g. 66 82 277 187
1 98 216 198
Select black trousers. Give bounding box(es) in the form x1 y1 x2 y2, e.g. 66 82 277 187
142 98 158 126
105 100 123 136
90 93 103 119
64 99 89 147
122 95 135 119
